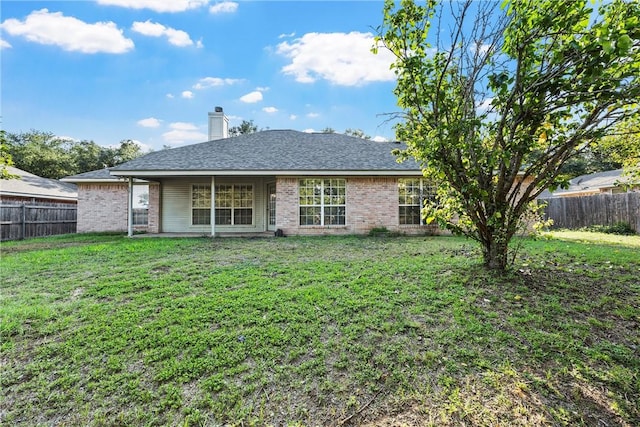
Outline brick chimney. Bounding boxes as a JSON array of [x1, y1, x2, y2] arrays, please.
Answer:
[[208, 106, 229, 140]]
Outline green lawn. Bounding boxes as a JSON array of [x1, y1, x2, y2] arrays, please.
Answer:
[[1, 233, 639, 426]]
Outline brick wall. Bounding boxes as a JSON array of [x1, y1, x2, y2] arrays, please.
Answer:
[[77, 183, 128, 232], [275, 176, 436, 236], [77, 183, 159, 233], [148, 184, 160, 233]]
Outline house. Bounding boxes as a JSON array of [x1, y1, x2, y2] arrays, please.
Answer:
[[0, 166, 77, 204], [60, 168, 154, 233], [63, 107, 438, 237], [543, 169, 636, 198]]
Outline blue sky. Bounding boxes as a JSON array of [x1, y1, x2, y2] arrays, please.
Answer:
[[1, 1, 401, 151]]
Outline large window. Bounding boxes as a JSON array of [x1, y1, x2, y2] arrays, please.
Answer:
[[215, 184, 253, 225], [191, 184, 211, 225], [299, 179, 346, 226], [191, 184, 253, 226], [398, 179, 435, 225]]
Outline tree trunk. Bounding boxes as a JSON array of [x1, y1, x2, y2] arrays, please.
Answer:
[[482, 238, 509, 270]]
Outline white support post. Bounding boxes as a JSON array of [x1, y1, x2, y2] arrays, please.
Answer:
[[210, 176, 216, 237], [127, 177, 134, 237]]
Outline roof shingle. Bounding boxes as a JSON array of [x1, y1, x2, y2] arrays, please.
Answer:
[[110, 130, 421, 174]]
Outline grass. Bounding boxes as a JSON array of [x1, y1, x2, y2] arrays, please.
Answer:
[[1, 232, 639, 426], [542, 229, 640, 247]]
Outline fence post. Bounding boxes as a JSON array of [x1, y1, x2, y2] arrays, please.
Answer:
[[21, 203, 26, 240]]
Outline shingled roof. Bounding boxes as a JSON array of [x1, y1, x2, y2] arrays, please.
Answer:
[[1, 166, 77, 201], [110, 130, 422, 177]]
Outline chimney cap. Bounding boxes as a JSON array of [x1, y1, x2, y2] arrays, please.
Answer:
[[214, 106, 223, 113]]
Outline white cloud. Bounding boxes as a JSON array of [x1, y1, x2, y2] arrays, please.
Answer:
[[131, 20, 193, 47], [276, 32, 395, 86], [306, 112, 319, 118], [171, 122, 198, 131], [137, 117, 161, 128], [302, 128, 315, 133], [57, 135, 80, 143], [209, 2, 239, 14], [97, 0, 209, 13], [262, 107, 278, 114], [289, 114, 297, 120], [196, 39, 204, 48], [106, 138, 151, 152], [472, 42, 491, 56], [372, 136, 388, 142], [162, 122, 207, 145], [166, 93, 175, 99], [192, 77, 243, 90], [239, 91, 263, 103], [181, 90, 194, 99], [0, 38, 11, 49], [0, 9, 133, 54], [255, 86, 270, 92], [477, 97, 494, 112], [130, 139, 152, 153], [278, 32, 295, 39]]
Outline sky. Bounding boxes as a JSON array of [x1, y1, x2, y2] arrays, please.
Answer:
[[1, 0, 403, 151]]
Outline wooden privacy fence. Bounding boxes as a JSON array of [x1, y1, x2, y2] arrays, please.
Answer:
[[1, 203, 77, 241], [539, 192, 640, 233]]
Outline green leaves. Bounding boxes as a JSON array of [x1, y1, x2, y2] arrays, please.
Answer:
[[7, 131, 146, 179], [375, 0, 640, 270]]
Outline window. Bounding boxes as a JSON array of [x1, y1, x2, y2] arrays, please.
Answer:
[[192, 184, 211, 225], [215, 184, 253, 225], [299, 179, 346, 226], [398, 179, 435, 225], [132, 185, 149, 226], [191, 184, 254, 226]]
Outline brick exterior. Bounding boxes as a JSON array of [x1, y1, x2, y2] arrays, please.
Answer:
[[78, 177, 438, 236], [275, 176, 437, 236], [147, 184, 160, 233], [77, 183, 159, 233], [77, 183, 128, 232]]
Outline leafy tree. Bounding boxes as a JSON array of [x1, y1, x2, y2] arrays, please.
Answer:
[[7, 131, 146, 178], [70, 140, 109, 172], [229, 120, 258, 137], [113, 139, 144, 165], [0, 130, 19, 180], [344, 128, 372, 140], [558, 146, 622, 179], [376, 0, 640, 270], [320, 127, 336, 134], [593, 118, 640, 187], [7, 130, 75, 179]]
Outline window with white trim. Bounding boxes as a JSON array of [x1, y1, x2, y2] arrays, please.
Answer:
[[398, 178, 435, 225], [191, 184, 211, 225], [299, 179, 346, 226], [191, 184, 254, 226], [215, 184, 253, 225]]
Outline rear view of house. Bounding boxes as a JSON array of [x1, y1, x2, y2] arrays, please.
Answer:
[[64, 108, 437, 237]]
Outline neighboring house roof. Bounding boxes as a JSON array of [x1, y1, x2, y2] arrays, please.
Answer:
[[0, 166, 77, 201], [109, 130, 422, 177], [545, 169, 627, 197]]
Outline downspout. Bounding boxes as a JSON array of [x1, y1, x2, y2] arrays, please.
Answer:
[[127, 177, 134, 237], [211, 176, 216, 237]]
